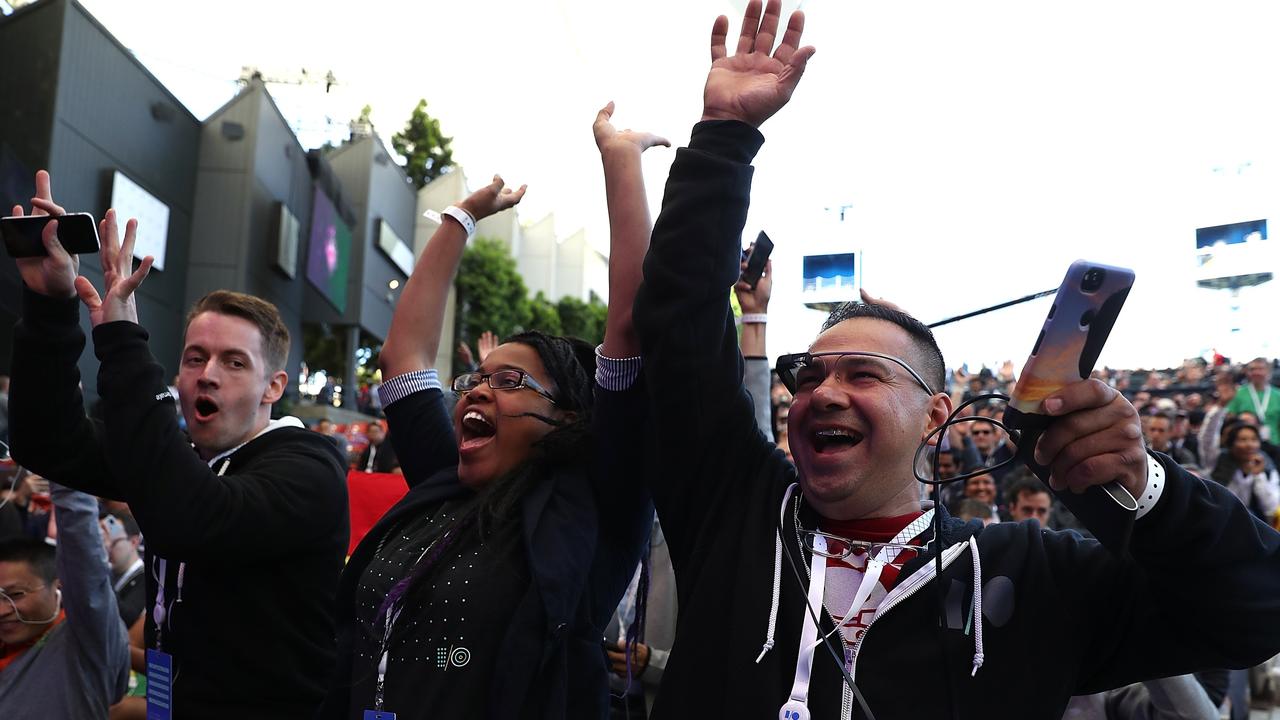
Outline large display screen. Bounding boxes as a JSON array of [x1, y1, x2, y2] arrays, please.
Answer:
[[801, 252, 860, 309], [1195, 219, 1272, 288], [307, 187, 351, 313], [111, 170, 170, 271], [377, 219, 414, 276]]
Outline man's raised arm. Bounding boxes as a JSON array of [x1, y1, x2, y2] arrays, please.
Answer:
[[633, 0, 814, 513]]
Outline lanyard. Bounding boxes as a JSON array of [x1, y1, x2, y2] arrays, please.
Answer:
[[366, 444, 377, 473], [1249, 385, 1271, 418], [374, 605, 402, 712], [151, 557, 186, 651], [780, 511, 933, 720]]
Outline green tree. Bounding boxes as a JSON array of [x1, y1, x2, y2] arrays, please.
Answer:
[[392, 99, 455, 189], [455, 237, 531, 344], [527, 291, 563, 335], [555, 294, 607, 346]]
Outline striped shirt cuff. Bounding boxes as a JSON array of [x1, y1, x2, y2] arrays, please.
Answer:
[[595, 346, 642, 392], [378, 369, 443, 407]]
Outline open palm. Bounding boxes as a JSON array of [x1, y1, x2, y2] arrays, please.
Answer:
[[701, 0, 816, 128]]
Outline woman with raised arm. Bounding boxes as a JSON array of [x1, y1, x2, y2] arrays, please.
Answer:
[[320, 105, 666, 720]]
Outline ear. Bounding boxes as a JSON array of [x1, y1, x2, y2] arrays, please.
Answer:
[[262, 369, 288, 406], [923, 392, 953, 446]]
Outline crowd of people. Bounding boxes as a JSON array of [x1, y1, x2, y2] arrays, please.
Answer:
[[3, 2, 1280, 719]]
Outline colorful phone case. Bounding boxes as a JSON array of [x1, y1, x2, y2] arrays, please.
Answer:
[[1006, 260, 1135, 416]]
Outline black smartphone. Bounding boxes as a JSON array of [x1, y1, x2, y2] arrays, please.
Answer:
[[0, 212, 101, 258], [740, 230, 774, 289]]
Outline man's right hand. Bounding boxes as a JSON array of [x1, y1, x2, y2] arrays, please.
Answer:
[[701, 0, 816, 128], [11, 170, 79, 299]]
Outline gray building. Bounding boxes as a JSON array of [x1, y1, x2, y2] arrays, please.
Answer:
[[186, 79, 319, 392], [0, 0, 200, 393], [323, 133, 414, 396]]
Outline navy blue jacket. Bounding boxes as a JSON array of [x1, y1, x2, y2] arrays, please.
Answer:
[[319, 379, 651, 719]]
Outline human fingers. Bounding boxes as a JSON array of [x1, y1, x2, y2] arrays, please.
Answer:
[[118, 218, 140, 273], [117, 256, 154, 298], [41, 218, 71, 260], [710, 15, 729, 62], [1040, 378, 1122, 418], [33, 170, 53, 215], [1034, 387, 1139, 466], [30, 197, 66, 216], [773, 9, 806, 64], [10, 204, 21, 217], [1053, 441, 1147, 495], [753, 0, 782, 54], [735, 0, 762, 56], [74, 275, 103, 313]]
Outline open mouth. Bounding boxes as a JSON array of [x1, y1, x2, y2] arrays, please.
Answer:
[[194, 396, 219, 422], [811, 428, 864, 455], [459, 410, 496, 452]]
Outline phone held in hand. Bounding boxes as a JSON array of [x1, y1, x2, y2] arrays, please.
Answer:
[[1004, 260, 1137, 510], [0, 212, 101, 257], [740, 230, 774, 289]]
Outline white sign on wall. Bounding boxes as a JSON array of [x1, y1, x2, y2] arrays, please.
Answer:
[[110, 170, 170, 271]]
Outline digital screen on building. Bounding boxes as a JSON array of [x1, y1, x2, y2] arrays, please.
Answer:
[[801, 252, 861, 310], [306, 187, 351, 313], [275, 203, 300, 279], [1195, 219, 1271, 286], [377, 219, 414, 276], [110, 170, 170, 271]]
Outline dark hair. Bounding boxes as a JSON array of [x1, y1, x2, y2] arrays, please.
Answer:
[[0, 538, 57, 583], [1212, 423, 1263, 486], [1005, 472, 1050, 508], [378, 331, 597, 623], [821, 301, 945, 393], [1188, 409, 1207, 425], [187, 290, 291, 374]]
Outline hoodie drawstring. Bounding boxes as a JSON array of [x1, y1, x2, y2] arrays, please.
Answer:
[[758, 483, 800, 663], [968, 536, 984, 676]]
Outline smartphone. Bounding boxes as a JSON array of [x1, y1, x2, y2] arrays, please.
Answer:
[[1003, 260, 1138, 512], [0, 213, 101, 258], [740, 231, 774, 289]]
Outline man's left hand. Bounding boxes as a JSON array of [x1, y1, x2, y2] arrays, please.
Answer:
[[606, 641, 650, 678], [74, 209, 153, 327], [1033, 379, 1147, 499]]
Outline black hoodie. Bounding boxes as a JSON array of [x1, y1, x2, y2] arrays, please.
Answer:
[[632, 120, 1280, 719], [10, 289, 348, 719]]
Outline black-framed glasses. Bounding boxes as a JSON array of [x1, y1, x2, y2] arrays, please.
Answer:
[[775, 351, 933, 396], [452, 369, 558, 404]]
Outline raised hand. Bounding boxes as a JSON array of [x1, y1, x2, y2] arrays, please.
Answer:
[[734, 255, 771, 314], [74, 209, 154, 327], [11, 170, 79, 298], [477, 330, 498, 363], [457, 341, 475, 368], [457, 175, 526, 224], [702, 0, 816, 128], [593, 101, 670, 156]]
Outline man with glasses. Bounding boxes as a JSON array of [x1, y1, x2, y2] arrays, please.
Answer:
[[0, 483, 129, 714], [630, 2, 1280, 718]]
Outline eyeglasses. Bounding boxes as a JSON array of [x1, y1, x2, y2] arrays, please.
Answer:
[[775, 351, 933, 396], [802, 530, 922, 563], [452, 369, 558, 404]]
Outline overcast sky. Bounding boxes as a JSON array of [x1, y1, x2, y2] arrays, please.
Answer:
[[79, 0, 1280, 371]]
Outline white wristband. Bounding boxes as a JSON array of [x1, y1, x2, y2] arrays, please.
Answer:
[[740, 313, 768, 324], [442, 205, 476, 238]]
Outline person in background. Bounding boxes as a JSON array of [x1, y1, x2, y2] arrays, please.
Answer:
[[1210, 423, 1280, 522], [954, 498, 995, 527], [1005, 474, 1052, 526], [99, 510, 145, 627], [0, 482, 129, 715], [1199, 372, 1240, 469], [1226, 358, 1279, 443], [356, 420, 401, 474]]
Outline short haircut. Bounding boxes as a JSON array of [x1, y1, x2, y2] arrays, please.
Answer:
[[1005, 472, 1051, 508], [821, 301, 945, 394], [186, 290, 290, 374], [1144, 411, 1173, 425], [0, 538, 57, 584]]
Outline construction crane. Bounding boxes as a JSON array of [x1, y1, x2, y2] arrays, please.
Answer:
[[237, 66, 338, 93]]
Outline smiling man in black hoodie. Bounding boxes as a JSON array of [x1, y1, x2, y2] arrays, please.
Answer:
[[7, 172, 347, 719], [632, 2, 1280, 718]]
